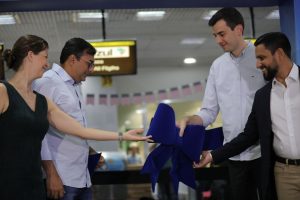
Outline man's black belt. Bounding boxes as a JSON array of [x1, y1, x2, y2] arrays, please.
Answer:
[[276, 156, 300, 165]]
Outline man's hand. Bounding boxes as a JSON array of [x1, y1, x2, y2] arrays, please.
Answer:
[[42, 160, 64, 199], [46, 171, 64, 199], [193, 151, 213, 168], [89, 148, 105, 169], [96, 154, 105, 169], [177, 115, 203, 136]]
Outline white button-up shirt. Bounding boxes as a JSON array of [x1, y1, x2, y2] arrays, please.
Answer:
[[198, 42, 265, 161], [33, 63, 91, 188], [271, 64, 300, 159]]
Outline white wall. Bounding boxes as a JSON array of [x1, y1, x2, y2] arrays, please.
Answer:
[[82, 77, 120, 151], [113, 65, 210, 94]]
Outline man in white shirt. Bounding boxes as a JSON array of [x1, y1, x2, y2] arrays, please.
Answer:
[[179, 8, 265, 200], [33, 38, 101, 200], [197, 32, 300, 200]]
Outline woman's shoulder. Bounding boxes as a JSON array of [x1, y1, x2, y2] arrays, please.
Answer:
[[0, 82, 8, 95], [0, 82, 9, 114]]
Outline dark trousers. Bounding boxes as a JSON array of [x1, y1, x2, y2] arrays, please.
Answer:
[[227, 158, 261, 200], [61, 186, 92, 200]]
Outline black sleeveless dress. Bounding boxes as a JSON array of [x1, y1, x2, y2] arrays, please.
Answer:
[[0, 81, 49, 200]]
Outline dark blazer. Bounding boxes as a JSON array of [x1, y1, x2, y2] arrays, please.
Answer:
[[211, 67, 300, 200]]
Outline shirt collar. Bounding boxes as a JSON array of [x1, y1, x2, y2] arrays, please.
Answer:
[[272, 63, 299, 86], [52, 63, 81, 85], [229, 41, 251, 59], [289, 63, 299, 81]]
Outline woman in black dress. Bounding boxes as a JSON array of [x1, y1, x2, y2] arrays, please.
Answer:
[[0, 35, 151, 200]]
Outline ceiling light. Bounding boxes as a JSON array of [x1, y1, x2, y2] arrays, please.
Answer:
[[75, 12, 107, 22], [79, 12, 103, 19], [181, 38, 206, 45], [0, 15, 16, 25], [266, 9, 279, 19], [184, 57, 197, 64], [136, 11, 165, 21], [202, 10, 218, 20]]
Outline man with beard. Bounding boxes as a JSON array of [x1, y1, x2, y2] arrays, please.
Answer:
[[196, 32, 300, 200], [179, 7, 265, 200], [33, 38, 105, 200]]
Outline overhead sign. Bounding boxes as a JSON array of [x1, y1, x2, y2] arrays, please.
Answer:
[[89, 40, 137, 76], [245, 38, 256, 44]]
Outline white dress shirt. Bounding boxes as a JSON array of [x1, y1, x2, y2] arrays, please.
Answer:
[[271, 64, 300, 159], [33, 63, 91, 188], [198, 42, 265, 161]]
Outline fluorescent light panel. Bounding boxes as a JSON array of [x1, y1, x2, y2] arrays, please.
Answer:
[[0, 15, 16, 25], [181, 38, 206, 45], [202, 10, 218, 20], [266, 9, 279, 19], [136, 11, 165, 21], [76, 12, 107, 22], [79, 12, 103, 19], [184, 57, 197, 64]]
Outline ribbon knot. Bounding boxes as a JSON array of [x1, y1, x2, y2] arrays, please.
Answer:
[[141, 103, 223, 192]]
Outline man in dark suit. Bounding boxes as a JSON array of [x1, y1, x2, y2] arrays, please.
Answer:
[[197, 32, 300, 200]]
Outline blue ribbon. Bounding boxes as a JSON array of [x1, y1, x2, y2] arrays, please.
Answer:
[[141, 103, 223, 192], [88, 153, 101, 176]]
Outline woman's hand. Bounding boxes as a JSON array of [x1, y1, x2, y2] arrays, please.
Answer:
[[123, 129, 153, 142]]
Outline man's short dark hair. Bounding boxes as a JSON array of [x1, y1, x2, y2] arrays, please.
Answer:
[[60, 38, 96, 64], [254, 32, 291, 59], [208, 7, 244, 31]]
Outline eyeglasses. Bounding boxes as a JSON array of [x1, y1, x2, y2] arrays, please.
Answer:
[[80, 58, 95, 70]]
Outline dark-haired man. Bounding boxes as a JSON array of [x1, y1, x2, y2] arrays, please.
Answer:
[[33, 38, 103, 200], [197, 32, 300, 200], [179, 8, 265, 200]]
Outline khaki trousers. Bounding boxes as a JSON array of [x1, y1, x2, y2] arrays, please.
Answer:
[[274, 161, 300, 200]]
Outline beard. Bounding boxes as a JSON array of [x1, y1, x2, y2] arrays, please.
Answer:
[[262, 65, 278, 81]]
